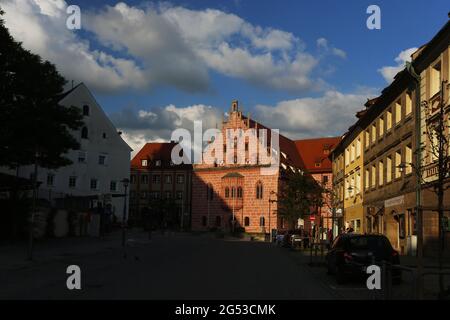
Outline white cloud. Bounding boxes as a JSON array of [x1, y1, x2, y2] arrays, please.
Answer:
[[2, 0, 338, 93], [111, 103, 223, 157], [1, 0, 148, 93], [378, 47, 418, 83], [316, 37, 346, 59], [252, 89, 377, 139]]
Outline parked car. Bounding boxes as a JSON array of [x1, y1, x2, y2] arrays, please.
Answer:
[[290, 230, 303, 248], [326, 233, 401, 284]]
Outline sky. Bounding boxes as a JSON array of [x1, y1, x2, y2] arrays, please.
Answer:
[[1, 0, 449, 155]]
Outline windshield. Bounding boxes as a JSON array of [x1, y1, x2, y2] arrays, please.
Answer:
[[348, 236, 391, 251]]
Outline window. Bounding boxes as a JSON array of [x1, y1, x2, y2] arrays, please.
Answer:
[[90, 178, 98, 190], [244, 217, 250, 227], [216, 216, 221, 227], [237, 187, 243, 198], [225, 187, 230, 198], [430, 60, 441, 97], [256, 181, 263, 199], [371, 165, 376, 188], [81, 127, 88, 139], [140, 191, 147, 199], [365, 130, 370, 148], [379, 117, 384, 137], [405, 145, 412, 175], [356, 171, 361, 193], [395, 151, 402, 179], [386, 156, 392, 183], [386, 109, 392, 130], [177, 175, 184, 184], [398, 214, 406, 239], [365, 169, 369, 190], [231, 187, 236, 198], [395, 99, 402, 124], [206, 184, 214, 200], [405, 92, 412, 116], [356, 138, 361, 158], [152, 175, 160, 184], [350, 144, 355, 162], [78, 151, 87, 163], [371, 123, 376, 143], [83, 105, 89, 116], [378, 160, 384, 186], [98, 154, 107, 165], [141, 175, 148, 184], [165, 175, 172, 184], [202, 216, 207, 227], [322, 175, 329, 185], [69, 176, 77, 188], [152, 192, 161, 200], [110, 180, 117, 191], [345, 179, 349, 199], [130, 175, 136, 184], [102, 132, 107, 139], [176, 191, 183, 199], [165, 191, 172, 199], [345, 148, 349, 166], [141, 159, 148, 167], [155, 160, 161, 167], [47, 174, 54, 186], [260, 216, 265, 227]]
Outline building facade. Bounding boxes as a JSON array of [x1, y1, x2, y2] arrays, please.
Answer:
[[191, 100, 306, 234], [4, 83, 132, 220], [295, 137, 341, 239], [129, 142, 192, 229]]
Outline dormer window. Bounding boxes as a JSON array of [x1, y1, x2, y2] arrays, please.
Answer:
[[83, 105, 89, 116], [155, 160, 161, 167], [141, 159, 148, 167], [315, 162, 321, 168]]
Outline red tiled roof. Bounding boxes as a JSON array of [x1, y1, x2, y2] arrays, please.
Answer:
[[131, 142, 192, 170], [243, 116, 306, 170], [294, 137, 341, 173]]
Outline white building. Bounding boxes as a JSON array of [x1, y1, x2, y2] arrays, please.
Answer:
[[9, 83, 132, 220]]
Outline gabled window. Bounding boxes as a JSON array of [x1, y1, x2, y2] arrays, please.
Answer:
[[256, 181, 263, 199], [83, 105, 89, 116], [81, 127, 88, 139]]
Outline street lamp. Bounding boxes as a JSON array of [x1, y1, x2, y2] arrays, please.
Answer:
[[121, 178, 130, 250], [268, 191, 276, 242]]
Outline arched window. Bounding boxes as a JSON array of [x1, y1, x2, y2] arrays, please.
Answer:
[[81, 126, 88, 139], [260, 216, 265, 227], [225, 187, 230, 198], [244, 217, 250, 227], [256, 181, 263, 199], [216, 216, 221, 227], [231, 187, 236, 198], [83, 105, 89, 116], [202, 216, 207, 227], [237, 187, 243, 198]]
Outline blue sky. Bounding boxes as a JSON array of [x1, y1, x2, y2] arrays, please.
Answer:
[[2, 0, 449, 153]]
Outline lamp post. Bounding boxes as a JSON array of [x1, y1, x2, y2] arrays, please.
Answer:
[[121, 178, 130, 249], [268, 191, 276, 242], [28, 150, 40, 261]]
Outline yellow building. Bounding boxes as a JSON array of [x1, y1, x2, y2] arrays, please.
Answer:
[[331, 117, 365, 234]]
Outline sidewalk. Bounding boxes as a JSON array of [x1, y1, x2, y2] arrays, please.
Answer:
[[0, 229, 153, 272]]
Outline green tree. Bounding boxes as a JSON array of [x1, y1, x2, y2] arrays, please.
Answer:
[[0, 7, 83, 170], [278, 171, 324, 229]]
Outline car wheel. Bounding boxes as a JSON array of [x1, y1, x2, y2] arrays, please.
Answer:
[[336, 266, 347, 284]]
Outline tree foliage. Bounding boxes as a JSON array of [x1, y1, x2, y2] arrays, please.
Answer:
[[0, 7, 83, 169], [277, 170, 325, 228]]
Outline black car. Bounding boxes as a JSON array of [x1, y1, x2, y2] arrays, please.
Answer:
[[326, 233, 401, 284]]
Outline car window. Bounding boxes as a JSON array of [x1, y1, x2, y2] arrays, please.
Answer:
[[348, 236, 391, 251]]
